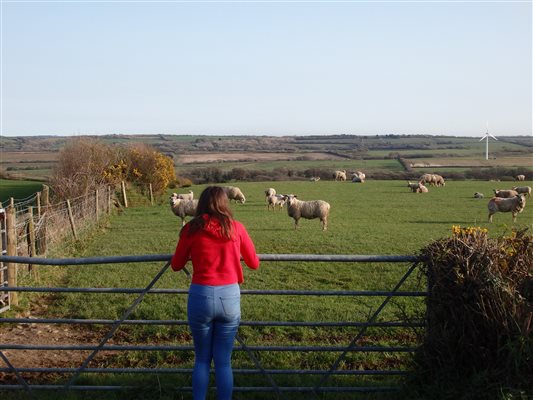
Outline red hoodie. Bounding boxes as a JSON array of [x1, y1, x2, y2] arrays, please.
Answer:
[[171, 215, 260, 285]]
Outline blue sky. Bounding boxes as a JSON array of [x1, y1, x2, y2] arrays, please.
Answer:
[[1, 1, 531, 137]]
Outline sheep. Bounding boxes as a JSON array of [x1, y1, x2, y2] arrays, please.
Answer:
[[493, 189, 519, 198], [433, 174, 445, 187], [416, 183, 429, 193], [516, 174, 526, 181], [174, 190, 194, 201], [419, 173, 434, 186], [407, 181, 421, 192], [222, 186, 246, 204], [267, 194, 286, 211], [333, 170, 347, 181], [264, 188, 276, 200], [283, 194, 330, 230], [488, 195, 526, 223], [351, 171, 366, 183], [512, 186, 532, 197], [170, 195, 198, 226], [474, 192, 484, 199], [309, 176, 321, 182]]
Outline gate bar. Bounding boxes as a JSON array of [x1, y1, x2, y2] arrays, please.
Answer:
[[0, 254, 419, 265]]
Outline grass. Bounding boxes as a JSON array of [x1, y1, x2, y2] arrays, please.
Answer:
[[5, 179, 533, 399], [0, 178, 45, 204]]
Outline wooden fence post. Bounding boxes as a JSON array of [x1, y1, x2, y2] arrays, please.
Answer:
[[107, 186, 112, 215], [36, 192, 41, 219], [27, 207, 38, 280], [6, 205, 18, 306], [149, 184, 154, 206], [66, 200, 78, 240], [42, 185, 49, 208], [36, 184, 49, 255], [121, 181, 128, 208], [95, 189, 99, 222]]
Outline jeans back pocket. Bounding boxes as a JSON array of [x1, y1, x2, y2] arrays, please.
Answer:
[[220, 296, 241, 319]]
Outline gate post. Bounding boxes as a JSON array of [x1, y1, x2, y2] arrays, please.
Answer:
[[6, 205, 18, 306], [0, 204, 10, 312]]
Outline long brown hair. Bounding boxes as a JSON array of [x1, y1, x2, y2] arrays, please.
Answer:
[[185, 186, 234, 239]]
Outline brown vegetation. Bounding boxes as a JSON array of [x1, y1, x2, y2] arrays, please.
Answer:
[[415, 227, 532, 396]]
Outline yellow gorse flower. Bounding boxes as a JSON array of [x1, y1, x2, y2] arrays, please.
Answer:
[[451, 225, 488, 238]]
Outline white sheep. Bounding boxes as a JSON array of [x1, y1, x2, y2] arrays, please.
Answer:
[[351, 171, 366, 183], [267, 194, 286, 211], [223, 186, 246, 204], [264, 188, 276, 201], [433, 174, 445, 187], [417, 183, 429, 193], [515, 174, 526, 181], [493, 189, 519, 198], [474, 192, 484, 199], [283, 194, 330, 230], [333, 170, 347, 181], [175, 190, 194, 201], [419, 173, 434, 186], [170, 195, 198, 226], [512, 186, 531, 197], [488, 195, 526, 223], [309, 176, 321, 182]]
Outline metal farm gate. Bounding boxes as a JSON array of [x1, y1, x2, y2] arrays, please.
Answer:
[[0, 254, 425, 398]]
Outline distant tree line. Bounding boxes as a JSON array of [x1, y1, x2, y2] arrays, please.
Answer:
[[181, 165, 529, 184]]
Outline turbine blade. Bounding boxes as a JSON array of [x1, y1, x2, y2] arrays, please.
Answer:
[[489, 134, 498, 140], [479, 136, 486, 141]]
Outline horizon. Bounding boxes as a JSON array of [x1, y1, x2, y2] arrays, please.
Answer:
[[1, 2, 532, 137], [2, 131, 532, 140]]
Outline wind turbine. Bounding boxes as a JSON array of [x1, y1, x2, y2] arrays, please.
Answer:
[[479, 121, 497, 160]]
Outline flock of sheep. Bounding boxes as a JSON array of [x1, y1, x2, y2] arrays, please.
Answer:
[[169, 186, 330, 230], [169, 173, 530, 230]]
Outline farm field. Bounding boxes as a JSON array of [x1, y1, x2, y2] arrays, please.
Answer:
[[4, 179, 530, 399], [1, 134, 531, 182], [0, 179, 44, 205]]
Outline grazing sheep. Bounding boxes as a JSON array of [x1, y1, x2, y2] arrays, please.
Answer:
[[516, 174, 526, 181], [433, 174, 445, 187], [512, 186, 532, 197], [175, 190, 194, 201], [267, 194, 286, 211], [488, 195, 526, 223], [309, 176, 321, 182], [493, 189, 519, 198], [283, 194, 330, 230], [474, 192, 484, 199], [419, 173, 434, 186], [170, 195, 198, 226], [351, 171, 366, 183], [333, 170, 347, 181], [223, 186, 246, 204]]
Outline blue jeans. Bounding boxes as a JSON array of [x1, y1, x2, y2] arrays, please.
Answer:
[[187, 283, 241, 400]]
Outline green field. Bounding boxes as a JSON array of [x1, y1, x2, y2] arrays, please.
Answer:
[[0, 179, 44, 205], [12, 179, 528, 399]]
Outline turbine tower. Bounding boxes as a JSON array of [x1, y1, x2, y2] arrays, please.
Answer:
[[479, 121, 497, 160]]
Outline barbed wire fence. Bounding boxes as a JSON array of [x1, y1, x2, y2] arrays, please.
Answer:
[[0, 182, 142, 310]]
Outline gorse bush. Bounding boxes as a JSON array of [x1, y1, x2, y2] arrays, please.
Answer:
[[51, 138, 176, 199], [414, 227, 532, 398]]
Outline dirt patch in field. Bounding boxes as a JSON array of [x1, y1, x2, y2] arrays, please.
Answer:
[[177, 152, 345, 164]]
